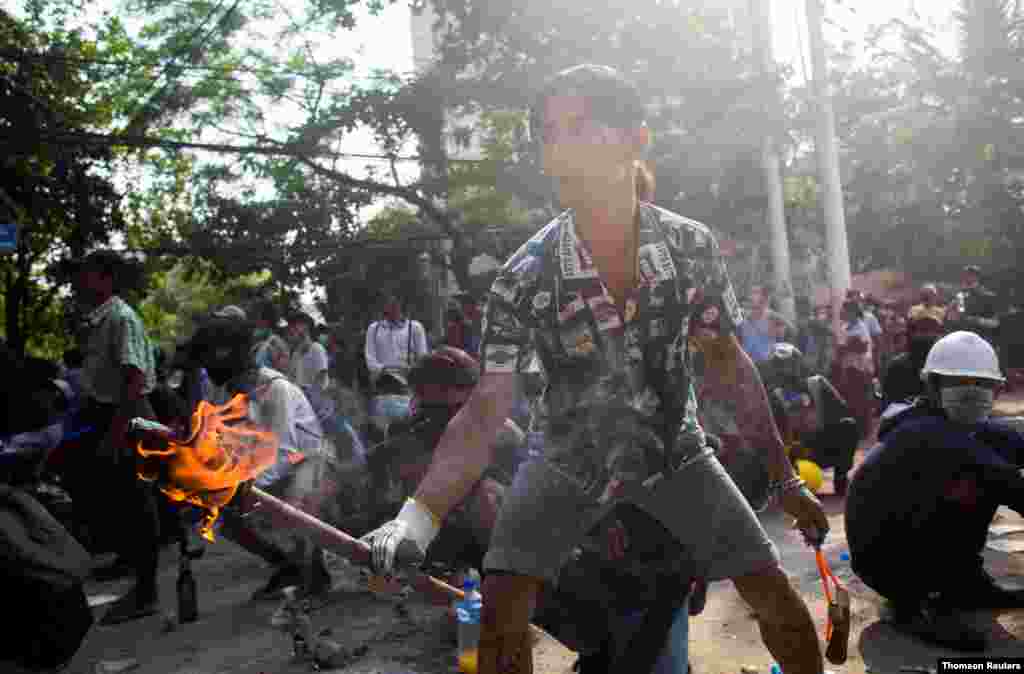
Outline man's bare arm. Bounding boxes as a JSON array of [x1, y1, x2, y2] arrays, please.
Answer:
[[413, 372, 519, 520], [703, 335, 794, 483]]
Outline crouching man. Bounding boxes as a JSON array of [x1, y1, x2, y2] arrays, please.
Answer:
[[383, 346, 524, 572], [188, 318, 331, 600], [845, 331, 1024, 651], [362, 65, 827, 674]]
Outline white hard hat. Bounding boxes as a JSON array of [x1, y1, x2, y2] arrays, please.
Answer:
[[920, 331, 1004, 382]]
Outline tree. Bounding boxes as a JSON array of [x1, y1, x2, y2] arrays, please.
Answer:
[[325, 109, 538, 321], [788, 0, 1024, 285], [423, 0, 776, 234], [0, 9, 125, 356], [137, 260, 272, 352]]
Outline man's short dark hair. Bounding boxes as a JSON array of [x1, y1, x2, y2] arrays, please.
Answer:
[[63, 348, 84, 369], [530, 64, 646, 142], [287, 311, 315, 328], [76, 249, 146, 294], [963, 265, 982, 276], [79, 249, 124, 276], [251, 300, 279, 326], [78, 250, 128, 292]]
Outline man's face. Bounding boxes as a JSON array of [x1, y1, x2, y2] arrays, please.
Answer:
[[287, 321, 308, 343], [271, 349, 290, 372], [963, 272, 980, 289], [749, 287, 767, 311], [540, 95, 642, 186], [383, 301, 401, 321], [921, 287, 938, 304], [815, 308, 829, 323], [74, 268, 113, 308]]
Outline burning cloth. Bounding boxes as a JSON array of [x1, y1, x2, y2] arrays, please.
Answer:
[[138, 367, 327, 540]]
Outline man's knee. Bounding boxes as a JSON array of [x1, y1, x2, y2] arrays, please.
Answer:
[[733, 563, 809, 621]]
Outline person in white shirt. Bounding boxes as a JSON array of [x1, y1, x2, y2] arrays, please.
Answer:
[[287, 312, 330, 390], [189, 317, 330, 600], [364, 294, 429, 388]]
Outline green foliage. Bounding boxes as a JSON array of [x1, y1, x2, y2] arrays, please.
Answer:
[[0, 9, 126, 355], [137, 260, 272, 351], [796, 0, 1024, 281]]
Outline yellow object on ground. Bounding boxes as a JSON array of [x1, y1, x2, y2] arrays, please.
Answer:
[[796, 459, 824, 494], [458, 648, 478, 674]]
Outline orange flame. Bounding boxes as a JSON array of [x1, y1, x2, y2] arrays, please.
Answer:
[[137, 394, 278, 541]]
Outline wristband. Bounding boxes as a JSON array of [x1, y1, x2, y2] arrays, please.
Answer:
[[780, 475, 806, 494], [768, 475, 806, 503], [396, 497, 441, 550]]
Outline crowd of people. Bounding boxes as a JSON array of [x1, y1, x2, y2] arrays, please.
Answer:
[[2, 63, 1024, 674]]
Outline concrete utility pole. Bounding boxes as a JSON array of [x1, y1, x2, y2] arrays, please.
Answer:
[[805, 0, 852, 296], [750, 0, 795, 323]]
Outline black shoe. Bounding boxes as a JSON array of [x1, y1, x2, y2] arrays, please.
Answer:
[[946, 568, 1024, 609], [252, 564, 304, 601], [892, 602, 987, 652], [91, 556, 134, 581], [99, 586, 159, 626]]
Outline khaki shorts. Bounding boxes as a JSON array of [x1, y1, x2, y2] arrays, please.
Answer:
[[483, 452, 778, 584]]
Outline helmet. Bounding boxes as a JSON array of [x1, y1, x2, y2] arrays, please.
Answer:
[[408, 346, 480, 389], [920, 331, 1004, 382]]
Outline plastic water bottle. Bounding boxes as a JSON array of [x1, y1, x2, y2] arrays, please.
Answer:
[[770, 664, 783, 674], [455, 576, 483, 674]]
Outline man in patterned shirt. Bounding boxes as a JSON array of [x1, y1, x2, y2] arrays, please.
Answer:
[[363, 65, 828, 674], [69, 250, 164, 625]]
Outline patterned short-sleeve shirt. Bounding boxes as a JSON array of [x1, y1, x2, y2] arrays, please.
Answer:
[[480, 203, 743, 495], [80, 295, 157, 404]]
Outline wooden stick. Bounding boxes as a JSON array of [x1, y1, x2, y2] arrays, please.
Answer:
[[250, 486, 465, 602]]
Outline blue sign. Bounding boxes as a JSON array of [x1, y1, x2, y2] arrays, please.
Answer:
[[0, 223, 17, 253]]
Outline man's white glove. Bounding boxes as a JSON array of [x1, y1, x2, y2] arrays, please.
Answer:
[[362, 497, 440, 575]]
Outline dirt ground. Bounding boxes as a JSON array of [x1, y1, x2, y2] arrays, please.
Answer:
[[63, 399, 1024, 674]]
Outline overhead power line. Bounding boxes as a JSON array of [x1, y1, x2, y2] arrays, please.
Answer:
[[128, 0, 235, 116], [0, 47, 417, 85], [1, 129, 500, 165]]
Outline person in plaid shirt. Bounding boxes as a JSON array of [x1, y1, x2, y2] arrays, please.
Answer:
[[363, 65, 828, 674]]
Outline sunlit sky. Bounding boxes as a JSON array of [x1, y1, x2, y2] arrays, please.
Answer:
[[348, 0, 960, 90], [339, 0, 960, 155]]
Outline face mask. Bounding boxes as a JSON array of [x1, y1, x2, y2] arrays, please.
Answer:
[[940, 385, 995, 425]]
